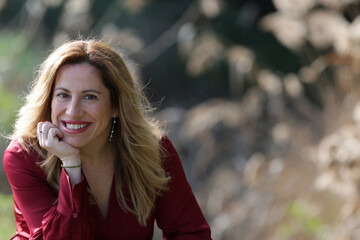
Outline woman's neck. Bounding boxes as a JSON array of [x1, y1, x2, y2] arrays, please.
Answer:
[[80, 141, 117, 165]]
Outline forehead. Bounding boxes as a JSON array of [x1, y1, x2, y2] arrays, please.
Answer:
[[54, 63, 107, 90]]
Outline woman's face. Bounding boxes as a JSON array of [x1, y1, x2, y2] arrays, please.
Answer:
[[51, 62, 115, 150]]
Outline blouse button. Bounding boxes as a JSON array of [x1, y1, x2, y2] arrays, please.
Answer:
[[72, 213, 78, 218]]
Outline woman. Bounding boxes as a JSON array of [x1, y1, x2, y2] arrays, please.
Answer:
[[3, 40, 212, 239]]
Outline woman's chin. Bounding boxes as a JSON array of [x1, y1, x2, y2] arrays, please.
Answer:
[[61, 136, 86, 149]]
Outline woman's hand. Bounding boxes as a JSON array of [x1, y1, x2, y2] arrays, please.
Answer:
[[38, 121, 82, 186], [37, 121, 80, 163]]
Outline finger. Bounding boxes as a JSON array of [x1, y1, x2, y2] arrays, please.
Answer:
[[44, 121, 57, 128], [55, 127, 63, 139], [37, 122, 47, 147], [41, 122, 55, 139], [38, 122, 56, 147], [45, 121, 63, 140], [37, 122, 44, 137], [40, 125, 50, 147], [47, 128, 62, 145], [47, 127, 62, 145]]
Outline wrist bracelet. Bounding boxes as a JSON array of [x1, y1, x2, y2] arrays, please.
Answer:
[[60, 163, 82, 168]]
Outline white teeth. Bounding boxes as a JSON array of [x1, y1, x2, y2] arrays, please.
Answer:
[[65, 123, 88, 130]]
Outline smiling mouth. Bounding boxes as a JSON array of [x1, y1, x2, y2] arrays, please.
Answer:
[[62, 121, 92, 133], [64, 123, 89, 130]]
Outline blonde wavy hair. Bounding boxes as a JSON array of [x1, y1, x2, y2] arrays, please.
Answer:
[[12, 40, 170, 225]]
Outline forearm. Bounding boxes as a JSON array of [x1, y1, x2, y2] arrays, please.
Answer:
[[4, 149, 93, 240]]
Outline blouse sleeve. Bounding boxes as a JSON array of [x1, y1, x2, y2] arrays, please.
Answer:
[[155, 137, 212, 240], [3, 147, 95, 240]]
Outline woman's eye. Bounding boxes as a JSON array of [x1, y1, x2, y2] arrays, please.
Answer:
[[84, 94, 97, 100], [57, 92, 69, 98]]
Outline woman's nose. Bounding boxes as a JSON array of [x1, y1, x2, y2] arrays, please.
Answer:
[[66, 98, 83, 116]]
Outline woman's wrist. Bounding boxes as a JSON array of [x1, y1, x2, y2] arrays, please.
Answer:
[[61, 162, 82, 168], [60, 154, 82, 186], [60, 154, 81, 167]]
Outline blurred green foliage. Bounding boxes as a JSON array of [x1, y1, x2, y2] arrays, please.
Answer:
[[0, 31, 42, 91], [0, 193, 15, 240], [276, 201, 323, 239], [0, 31, 37, 239], [0, 84, 20, 133], [0, 31, 43, 134]]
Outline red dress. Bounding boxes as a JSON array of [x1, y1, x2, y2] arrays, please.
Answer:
[[3, 137, 212, 240]]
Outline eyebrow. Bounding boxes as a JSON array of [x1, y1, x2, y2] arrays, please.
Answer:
[[54, 87, 102, 94]]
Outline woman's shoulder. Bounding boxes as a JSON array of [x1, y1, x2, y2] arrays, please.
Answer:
[[4, 138, 43, 167], [159, 135, 176, 156], [5, 138, 25, 153], [4, 138, 48, 189], [6, 138, 32, 155], [159, 134, 171, 147], [159, 135, 184, 170]]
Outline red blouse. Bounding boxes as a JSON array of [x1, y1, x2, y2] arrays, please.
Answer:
[[3, 137, 212, 240]]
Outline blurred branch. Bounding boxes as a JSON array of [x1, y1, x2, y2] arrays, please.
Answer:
[[22, 0, 47, 43], [2, 1, 27, 30], [92, 0, 124, 34], [2, 0, 46, 49], [134, 1, 200, 64]]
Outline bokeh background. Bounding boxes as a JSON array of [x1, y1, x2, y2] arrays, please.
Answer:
[[1, 0, 360, 239]]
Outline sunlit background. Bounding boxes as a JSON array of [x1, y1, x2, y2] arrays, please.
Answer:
[[1, 0, 360, 239]]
